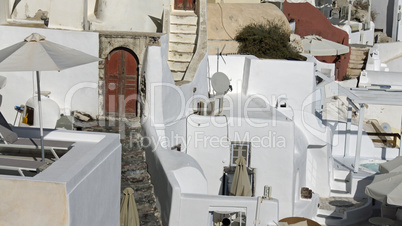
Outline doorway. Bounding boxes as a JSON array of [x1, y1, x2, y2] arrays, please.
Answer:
[[174, 0, 195, 10], [104, 48, 138, 116]]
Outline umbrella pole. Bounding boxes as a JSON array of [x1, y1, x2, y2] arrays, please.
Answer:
[[36, 71, 45, 162]]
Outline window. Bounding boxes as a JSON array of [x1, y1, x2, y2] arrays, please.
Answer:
[[230, 142, 250, 167]]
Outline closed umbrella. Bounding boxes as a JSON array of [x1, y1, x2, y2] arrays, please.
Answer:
[[230, 156, 252, 196], [0, 33, 100, 162], [365, 172, 402, 205], [120, 187, 140, 226], [379, 156, 402, 173], [302, 35, 350, 56]]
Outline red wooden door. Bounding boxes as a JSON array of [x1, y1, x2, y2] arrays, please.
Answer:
[[174, 0, 195, 10], [105, 49, 138, 116]]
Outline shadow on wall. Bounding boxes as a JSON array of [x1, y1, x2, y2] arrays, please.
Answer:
[[283, 0, 351, 81]]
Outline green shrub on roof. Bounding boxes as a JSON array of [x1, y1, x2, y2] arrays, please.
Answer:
[[235, 20, 305, 61]]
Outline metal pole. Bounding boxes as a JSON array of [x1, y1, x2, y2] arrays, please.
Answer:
[[36, 71, 45, 162], [399, 115, 402, 156], [83, 0, 89, 30], [354, 104, 365, 173], [367, 0, 371, 29], [344, 102, 353, 157], [348, 0, 352, 25]]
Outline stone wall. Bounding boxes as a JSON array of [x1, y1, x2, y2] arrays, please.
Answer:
[[98, 32, 162, 117]]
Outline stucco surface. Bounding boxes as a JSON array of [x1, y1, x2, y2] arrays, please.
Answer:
[[207, 3, 289, 40], [0, 179, 68, 226], [207, 3, 290, 54]]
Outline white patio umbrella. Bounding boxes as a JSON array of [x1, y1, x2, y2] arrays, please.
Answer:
[[302, 35, 350, 56], [0, 33, 100, 162], [379, 156, 402, 173], [365, 172, 402, 206]]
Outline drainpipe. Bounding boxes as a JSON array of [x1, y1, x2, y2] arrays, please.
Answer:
[[83, 0, 89, 30], [367, 0, 371, 29], [399, 116, 402, 156], [254, 196, 262, 226], [0, 0, 9, 24]]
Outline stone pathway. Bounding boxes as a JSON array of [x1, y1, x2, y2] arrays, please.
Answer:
[[81, 119, 162, 226]]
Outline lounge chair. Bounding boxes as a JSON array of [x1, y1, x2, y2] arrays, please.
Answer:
[[0, 157, 47, 176], [0, 113, 74, 160]]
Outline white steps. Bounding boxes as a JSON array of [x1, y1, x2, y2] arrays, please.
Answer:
[[330, 169, 352, 197], [168, 11, 198, 81], [170, 13, 197, 25], [169, 42, 195, 52], [170, 24, 197, 34], [169, 33, 197, 44]]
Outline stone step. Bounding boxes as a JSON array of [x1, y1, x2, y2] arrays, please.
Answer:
[[350, 46, 370, 52], [168, 61, 190, 71], [349, 54, 367, 61], [333, 169, 350, 180], [348, 59, 365, 65], [172, 71, 185, 81], [169, 42, 195, 52], [331, 179, 349, 192], [168, 51, 193, 62], [170, 24, 197, 34], [138, 212, 161, 226], [121, 150, 145, 163], [169, 33, 197, 44], [346, 68, 362, 76], [330, 189, 353, 197], [170, 14, 197, 25], [348, 63, 364, 69], [350, 51, 367, 58]]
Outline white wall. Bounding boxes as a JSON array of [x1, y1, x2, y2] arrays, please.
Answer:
[[91, 0, 165, 32], [398, 0, 402, 41], [208, 55, 258, 94], [0, 128, 121, 226], [372, 0, 398, 40], [0, 26, 99, 126], [366, 42, 402, 72], [243, 58, 316, 113], [7, 0, 166, 32], [340, 22, 374, 45]]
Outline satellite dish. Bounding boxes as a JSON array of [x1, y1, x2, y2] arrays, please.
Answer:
[[211, 72, 230, 95]]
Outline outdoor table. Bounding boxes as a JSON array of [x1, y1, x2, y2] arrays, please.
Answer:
[[368, 217, 395, 226]]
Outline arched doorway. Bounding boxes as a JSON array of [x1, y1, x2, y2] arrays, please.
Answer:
[[104, 48, 138, 116]]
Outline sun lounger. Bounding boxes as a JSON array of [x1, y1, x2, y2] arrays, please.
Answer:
[[0, 113, 74, 160], [0, 157, 47, 176]]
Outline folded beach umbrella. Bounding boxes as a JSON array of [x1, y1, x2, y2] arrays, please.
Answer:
[[0, 33, 100, 162], [230, 156, 252, 196], [120, 187, 140, 226]]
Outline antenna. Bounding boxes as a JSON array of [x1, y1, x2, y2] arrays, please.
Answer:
[[216, 45, 227, 72]]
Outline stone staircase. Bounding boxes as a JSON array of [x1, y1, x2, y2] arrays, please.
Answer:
[[346, 45, 370, 79], [168, 11, 198, 81]]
